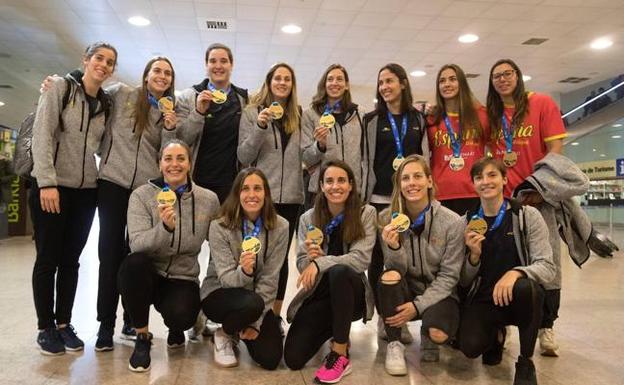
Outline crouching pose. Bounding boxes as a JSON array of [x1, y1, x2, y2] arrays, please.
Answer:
[[458, 157, 555, 385], [378, 154, 464, 376], [284, 160, 376, 384], [119, 140, 219, 372], [200, 168, 289, 369]]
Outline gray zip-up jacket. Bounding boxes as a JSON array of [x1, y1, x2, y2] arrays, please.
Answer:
[[200, 215, 289, 330], [32, 70, 110, 189], [459, 201, 556, 299], [515, 152, 591, 289], [287, 205, 377, 323], [360, 110, 430, 202], [237, 105, 304, 204], [379, 200, 464, 315], [301, 105, 365, 193], [127, 178, 220, 282], [99, 83, 177, 190]]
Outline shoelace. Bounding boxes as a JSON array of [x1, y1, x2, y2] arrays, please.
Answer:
[[388, 342, 403, 360], [217, 336, 236, 356]]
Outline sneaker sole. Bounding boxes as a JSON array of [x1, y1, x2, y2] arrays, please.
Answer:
[[541, 348, 559, 357], [385, 366, 407, 376], [120, 334, 137, 341], [95, 345, 114, 352], [65, 346, 84, 352], [314, 364, 352, 384], [39, 348, 65, 356], [128, 363, 150, 372], [167, 343, 185, 349]]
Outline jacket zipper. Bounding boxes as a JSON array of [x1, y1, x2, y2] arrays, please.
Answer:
[[129, 133, 142, 189], [338, 124, 345, 161], [53, 142, 60, 166], [79, 104, 91, 188], [103, 135, 113, 164], [164, 197, 183, 275], [272, 126, 278, 149]]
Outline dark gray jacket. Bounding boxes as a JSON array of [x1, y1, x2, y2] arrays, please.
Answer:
[[380, 201, 464, 314], [200, 215, 289, 330], [127, 179, 220, 282]]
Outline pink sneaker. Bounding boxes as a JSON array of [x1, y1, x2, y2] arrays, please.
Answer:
[[314, 351, 352, 384]]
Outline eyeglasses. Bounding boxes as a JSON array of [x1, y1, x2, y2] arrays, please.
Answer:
[[492, 69, 516, 81]]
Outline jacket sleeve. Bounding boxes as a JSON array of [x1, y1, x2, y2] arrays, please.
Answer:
[[209, 224, 255, 289], [314, 205, 377, 274], [458, 216, 480, 288], [379, 234, 408, 276], [127, 190, 173, 254], [237, 106, 265, 166], [250, 223, 289, 330], [514, 206, 556, 286], [174, 89, 204, 148], [295, 213, 312, 273], [31, 77, 66, 187], [301, 109, 324, 167], [413, 217, 464, 314]]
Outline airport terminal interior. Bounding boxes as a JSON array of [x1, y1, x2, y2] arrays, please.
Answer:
[[1, 0, 623, 384]]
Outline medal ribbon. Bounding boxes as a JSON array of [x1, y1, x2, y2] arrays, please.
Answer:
[[324, 213, 344, 236], [409, 204, 430, 231], [147, 92, 159, 109], [387, 111, 408, 158], [474, 199, 507, 232], [501, 114, 514, 154], [443, 114, 462, 158], [208, 82, 229, 96], [242, 217, 263, 239], [323, 101, 341, 115], [164, 183, 188, 196]]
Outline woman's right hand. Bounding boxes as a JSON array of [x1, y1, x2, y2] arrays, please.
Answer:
[[381, 223, 400, 249], [464, 227, 485, 264], [40, 187, 60, 213], [257, 108, 272, 128], [313, 126, 329, 150], [195, 90, 213, 114], [239, 251, 256, 275], [158, 203, 176, 231], [39, 75, 56, 93], [304, 239, 325, 260]]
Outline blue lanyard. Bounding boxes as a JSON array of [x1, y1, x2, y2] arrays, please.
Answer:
[[208, 82, 230, 95], [443, 114, 462, 158], [147, 92, 159, 109], [501, 114, 514, 153], [386, 111, 408, 157], [242, 217, 263, 239], [164, 183, 187, 196], [324, 101, 341, 114], [324, 213, 344, 236], [474, 200, 507, 232], [410, 204, 430, 230]]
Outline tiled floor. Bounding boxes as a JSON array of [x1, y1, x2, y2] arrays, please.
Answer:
[[0, 219, 622, 385]]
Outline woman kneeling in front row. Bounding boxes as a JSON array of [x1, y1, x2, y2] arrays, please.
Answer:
[[459, 157, 555, 385]]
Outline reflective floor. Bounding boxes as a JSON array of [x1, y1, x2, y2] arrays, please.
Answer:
[[0, 219, 622, 385]]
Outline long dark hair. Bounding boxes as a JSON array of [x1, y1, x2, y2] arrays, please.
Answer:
[[375, 63, 414, 115], [486, 58, 529, 137], [431, 64, 482, 137], [134, 56, 176, 137], [219, 167, 278, 231], [313, 160, 365, 244], [310, 64, 353, 115]]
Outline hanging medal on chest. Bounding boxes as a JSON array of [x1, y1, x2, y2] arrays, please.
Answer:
[[158, 96, 174, 114], [443, 114, 464, 171], [269, 102, 284, 120], [208, 82, 227, 104], [241, 218, 263, 255], [306, 224, 324, 245], [156, 186, 176, 206], [501, 114, 517, 167], [390, 212, 410, 232], [387, 111, 408, 171]]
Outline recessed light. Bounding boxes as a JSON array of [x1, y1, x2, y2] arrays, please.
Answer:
[[410, 70, 426, 77], [590, 37, 613, 50], [593, 148, 597, 152], [600, 153, 606, 157], [0, 101, 5, 107], [523, 75, 532, 81], [128, 16, 151, 27], [571, 142, 580, 146], [281, 24, 302, 34], [612, 135, 622, 139], [613, 123, 623, 127], [458, 34, 479, 43]]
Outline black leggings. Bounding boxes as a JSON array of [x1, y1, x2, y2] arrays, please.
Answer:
[[96, 179, 131, 327], [274, 203, 302, 302], [541, 289, 560, 329], [202, 288, 283, 370], [284, 265, 365, 370], [459, 278, 545, 359], [30, 184, 97, 330], [118, 252, 200, 332], [377, 271, 459, 342], [368, 203, 388, 312]]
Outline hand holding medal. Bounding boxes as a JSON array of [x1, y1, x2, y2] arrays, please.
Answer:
[[241, 218, 263, 255], [208, 82, 227, 104], [157, 187, 177, 230], [269, 102, 284, 120], [390, 211, 410, 232]]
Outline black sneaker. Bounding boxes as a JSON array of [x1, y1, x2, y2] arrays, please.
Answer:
[[121, 322, 137, 340], [482, 327, 506, 365], [129, 332, 153, 372], [37, 328, 65, 356], [95, 323, 114, 352], [58, 325, 84, 351], [167, 330, 185, 349], [514, 355, 537, 385]]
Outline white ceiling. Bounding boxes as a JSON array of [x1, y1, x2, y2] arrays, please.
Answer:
[[1, 0, 624, 128]]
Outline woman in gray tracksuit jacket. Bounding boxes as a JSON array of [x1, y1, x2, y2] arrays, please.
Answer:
[[199, 167, 289, 370], [30, 42, 117, 356], [119, 139, 219, 372], [301, 64, 365, 197], [237, 62, 304, 318]]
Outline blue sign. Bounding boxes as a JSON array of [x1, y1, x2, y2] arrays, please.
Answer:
[[617, 158, 624, 177]]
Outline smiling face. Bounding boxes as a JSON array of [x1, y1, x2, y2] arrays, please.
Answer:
[[491, 62, 518, 100], [83, 48, 116, 84], [473, 164, 507, 200], [400, 161, 432, 205], [270, 66, 293, 101], [325, 68, 348, 101], [438, 67, 459, 100], [206, 48, 233, 87], [159, 143, 190, 188], [145, 60, 173, 97], [320, 166, 352, 208], [240, 173, 266, 219], [378, 69, 404, 105]]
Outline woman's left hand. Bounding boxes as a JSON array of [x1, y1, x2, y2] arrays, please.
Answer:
[[163, 111, 177, 130], [385, 302, 418, 328], [239, 327, 259, 340], [296, 263, 318, 291]]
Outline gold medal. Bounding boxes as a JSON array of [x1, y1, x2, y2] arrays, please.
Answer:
[[449, 156, 465, 171], [503, 151, 518, 167], [269, 102, 284, 120], [158, 96, 174, 114], [306, 225, 324, 245], [211, 89, 227, 104], [319, 112, 335, 129], [467, 218, 487, 235], [241, 236, 262, 255], [156, 188, 176, 206], [390, 212, 410, 232], [392, 156, 405, 171]]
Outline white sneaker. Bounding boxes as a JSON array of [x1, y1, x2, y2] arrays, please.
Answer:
[[385, 341, 407, 376], [204, 319, 220, 336], [213, 328, 238, 367], [538, 328, 559, 357]]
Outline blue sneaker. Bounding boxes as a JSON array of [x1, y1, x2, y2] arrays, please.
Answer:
[[37, 328, 65, 356], [58, 325, 84, 351]]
